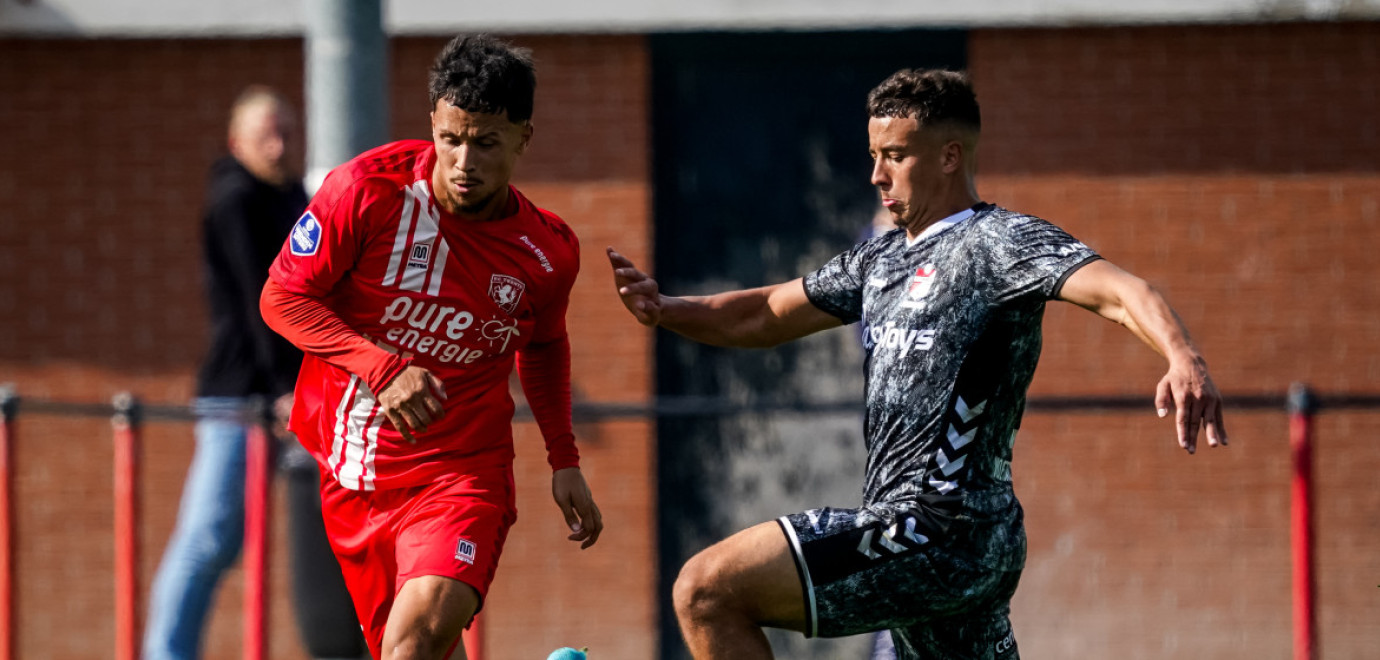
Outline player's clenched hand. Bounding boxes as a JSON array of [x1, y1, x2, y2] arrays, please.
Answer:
[[377, 365, 447, 444], [1154, 355, 1228, 455], [607, 246, 661, 327], [271, 393, 295, 441], [552, 467, 603, 549]]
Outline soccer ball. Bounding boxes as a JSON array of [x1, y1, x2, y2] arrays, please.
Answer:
[[546, 647, 588, 660]]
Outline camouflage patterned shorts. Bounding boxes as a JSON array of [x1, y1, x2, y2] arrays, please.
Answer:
[[778, 505, 1022, 660]]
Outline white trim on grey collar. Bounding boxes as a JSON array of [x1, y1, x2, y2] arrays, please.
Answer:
[[906, 206, 978, 248]]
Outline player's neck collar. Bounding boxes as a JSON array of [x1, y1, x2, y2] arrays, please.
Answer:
[[906, 202, 988, 248]]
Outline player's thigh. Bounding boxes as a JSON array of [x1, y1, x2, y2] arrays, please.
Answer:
[[677, 520, 807, 632], [384, 574, 479, 655]]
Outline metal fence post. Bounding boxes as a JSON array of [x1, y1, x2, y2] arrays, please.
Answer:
[[464, 613, 483, 660], [0, 385, 16, 660], [112, 393, 142, 660], [243, 399, 271, 660], [1287, 383, 1318, 660]]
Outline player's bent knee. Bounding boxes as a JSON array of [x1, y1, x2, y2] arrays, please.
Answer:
[[384, 622, 467, 660], [672, 552, 733, 623], [384, 636, 455, 660]]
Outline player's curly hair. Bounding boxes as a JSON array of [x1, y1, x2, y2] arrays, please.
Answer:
[[428, 34, 536, 123], [866, 69, 980, 132]]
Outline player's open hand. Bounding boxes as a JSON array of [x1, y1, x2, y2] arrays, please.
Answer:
[[607, 246, 661, 326], [552, 467, 603, 549], [377, 365, 447, 444], [1155, 356, 1228, 454]]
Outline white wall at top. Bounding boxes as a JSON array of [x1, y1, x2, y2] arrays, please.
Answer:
[[2, 0, 1376, 36]]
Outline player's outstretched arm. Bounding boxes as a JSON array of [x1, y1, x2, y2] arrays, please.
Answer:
[[1057, 259, 1228, 454], [552, 467, 603, 549], [607, 246, 841, 348]]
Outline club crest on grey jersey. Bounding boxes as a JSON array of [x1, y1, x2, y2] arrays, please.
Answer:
[[804, 204, 1099, 523]]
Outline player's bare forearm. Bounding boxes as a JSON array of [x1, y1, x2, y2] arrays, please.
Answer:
[[1058, 260, 1196, 360], [660, 291, 771, 347], [659, 283, 838, 348], [1111, 279, 1198, 364], [657, 289, 767, 346], [1059, 259, 1227, 453], [608, 247, 838, 348]]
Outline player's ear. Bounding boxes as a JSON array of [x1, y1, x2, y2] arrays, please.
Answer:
[[940, 140, 964, 174], [516, 121, 534, 155]]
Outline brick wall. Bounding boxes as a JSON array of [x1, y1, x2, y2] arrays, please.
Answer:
[[2, 20, 1377, 660], [0, 35, 654, 659], [970, 22, 1380, 658]]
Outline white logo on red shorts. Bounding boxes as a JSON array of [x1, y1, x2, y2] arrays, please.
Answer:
[[455, 538, 476, 565]]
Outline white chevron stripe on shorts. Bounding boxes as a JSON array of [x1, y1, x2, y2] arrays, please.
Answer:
[[328, 374, 383, 491], [954, 395, 986, 423], [936, 446, 967, 476], [947, 423, 978, 450]]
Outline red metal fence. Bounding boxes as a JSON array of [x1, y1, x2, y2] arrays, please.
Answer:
[[0, 383, 1374, 660]]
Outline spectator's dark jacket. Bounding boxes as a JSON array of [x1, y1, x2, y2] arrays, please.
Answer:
[[195, 156, 306, 398]]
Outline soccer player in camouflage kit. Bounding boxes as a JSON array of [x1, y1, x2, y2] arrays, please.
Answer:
[[608, 69, 1227, 659]]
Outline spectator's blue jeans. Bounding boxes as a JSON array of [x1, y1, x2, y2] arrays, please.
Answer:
[[143, 397, 249, 660]]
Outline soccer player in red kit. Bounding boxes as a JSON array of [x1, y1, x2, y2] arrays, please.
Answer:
[[261, 35, 603, 660]]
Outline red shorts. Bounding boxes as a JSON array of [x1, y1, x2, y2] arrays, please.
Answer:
[[318, 463, 517, 658]]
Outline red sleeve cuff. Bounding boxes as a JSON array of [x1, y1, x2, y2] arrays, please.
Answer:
[[540, 433, 579, 474], [545, 432, 581, 471], [364, 353, 412, 397]]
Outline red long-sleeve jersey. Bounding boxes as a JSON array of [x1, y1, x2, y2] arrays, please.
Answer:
[[263, 139, 580, 491]]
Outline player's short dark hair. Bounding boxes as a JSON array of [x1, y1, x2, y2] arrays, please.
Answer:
[[428, 34, 536, 123], [866, 69, 980, 133]]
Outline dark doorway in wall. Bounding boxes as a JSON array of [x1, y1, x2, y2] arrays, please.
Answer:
[[649, 29, 966, 660]]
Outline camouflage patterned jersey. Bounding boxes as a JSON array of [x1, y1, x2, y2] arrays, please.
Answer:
[[780, 203, 1098, 654], [807, 201, 1098, 511]]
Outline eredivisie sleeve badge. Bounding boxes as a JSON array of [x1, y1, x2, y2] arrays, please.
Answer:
[[291, 211, 321, 256]]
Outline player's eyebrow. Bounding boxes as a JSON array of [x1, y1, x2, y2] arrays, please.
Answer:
[[438, 127, 503, 140]]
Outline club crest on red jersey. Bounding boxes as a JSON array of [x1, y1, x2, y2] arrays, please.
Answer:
[[488, 274, 525, 314], [901, 264, 937, 310]]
